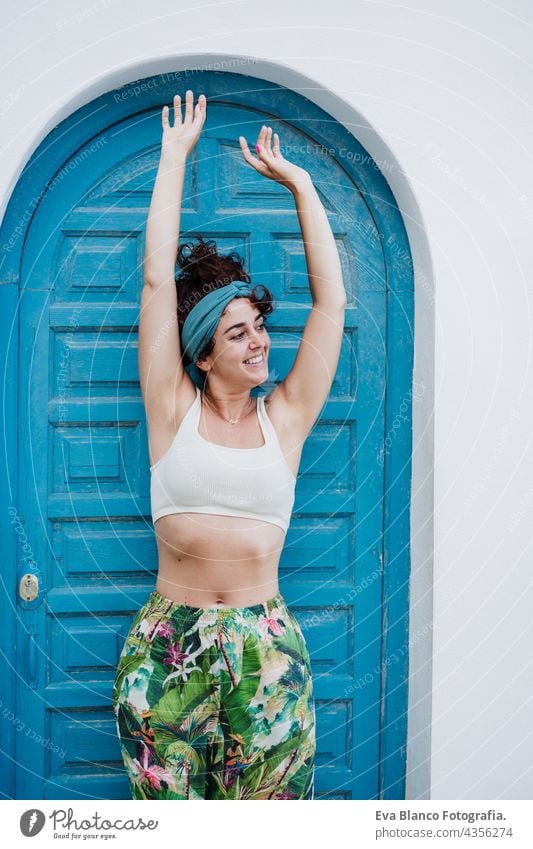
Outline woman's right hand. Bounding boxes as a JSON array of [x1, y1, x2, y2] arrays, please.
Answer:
[[161, 90, 206, 161]]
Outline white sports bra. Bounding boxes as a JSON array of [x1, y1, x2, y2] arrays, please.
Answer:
[[150, 386, 297, 533]]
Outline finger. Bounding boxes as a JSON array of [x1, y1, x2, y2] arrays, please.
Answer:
[[272, 132, 282, 158], [194, 93, 206, 125], [265, 126, 273, 154], [239, 136, 268, 173], [257, 124, 268, 148], [239, 136, 257, 165], [255, 141, 273, 164], [162, 104, 170, 129], [184, 89, 193, 122], [173, 94, 181, 126]]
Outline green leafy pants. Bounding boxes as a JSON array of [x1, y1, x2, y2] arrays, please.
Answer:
[[113, 589, 316, 799]]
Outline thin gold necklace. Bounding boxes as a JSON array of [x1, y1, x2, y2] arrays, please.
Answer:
[[201, 391, 256, 425]]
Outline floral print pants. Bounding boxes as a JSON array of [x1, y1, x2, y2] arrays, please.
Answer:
[[112, 589, 316, 800]]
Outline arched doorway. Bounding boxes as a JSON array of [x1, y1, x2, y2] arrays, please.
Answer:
[[0, 70, 413, 799]]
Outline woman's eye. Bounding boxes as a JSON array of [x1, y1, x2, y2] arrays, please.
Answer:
[[232, 323, 266, 341]]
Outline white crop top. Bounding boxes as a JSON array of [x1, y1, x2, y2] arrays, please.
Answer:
[[150, 387, 297, 533]]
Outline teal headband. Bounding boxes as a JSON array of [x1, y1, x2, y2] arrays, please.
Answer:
[[181, 280, 255, 388]]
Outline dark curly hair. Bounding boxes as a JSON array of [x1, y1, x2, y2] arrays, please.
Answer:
[[175, 234, 275, 365]]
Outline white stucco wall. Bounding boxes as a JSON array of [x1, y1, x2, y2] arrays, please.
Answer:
[[2, 0, 531, 800]]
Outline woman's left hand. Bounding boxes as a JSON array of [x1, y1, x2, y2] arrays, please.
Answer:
[[239, 126, 312, 192]]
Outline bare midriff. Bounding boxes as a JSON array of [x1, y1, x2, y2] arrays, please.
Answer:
[[154, 511, 286, 608]]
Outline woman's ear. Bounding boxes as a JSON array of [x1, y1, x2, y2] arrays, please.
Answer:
[[195, 358, 210, 375]]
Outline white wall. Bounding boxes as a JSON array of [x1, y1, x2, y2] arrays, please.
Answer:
[[2, 0, 532, 800]]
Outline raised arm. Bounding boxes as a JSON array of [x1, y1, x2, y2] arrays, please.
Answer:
[[239, 125, 346, 438], [138, 91, 206, 424]]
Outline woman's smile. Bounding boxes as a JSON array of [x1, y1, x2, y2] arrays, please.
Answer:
[[243, 351, 266, 366]]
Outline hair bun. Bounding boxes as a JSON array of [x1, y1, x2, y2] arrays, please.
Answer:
[[177, 234, 246, 288]]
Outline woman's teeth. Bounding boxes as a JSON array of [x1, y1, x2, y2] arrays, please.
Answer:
[[243, 353, 264, 365]]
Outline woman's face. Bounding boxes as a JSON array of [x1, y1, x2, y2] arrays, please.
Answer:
[[197, 297, 270, 386]]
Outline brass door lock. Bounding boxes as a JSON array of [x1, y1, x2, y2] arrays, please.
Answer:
[[19, 572, 39, 602]]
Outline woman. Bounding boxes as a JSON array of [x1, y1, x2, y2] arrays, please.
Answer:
[[112, 90, 346, 800]]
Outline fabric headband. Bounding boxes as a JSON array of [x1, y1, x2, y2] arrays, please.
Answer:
[[181, 279, 255, 388]]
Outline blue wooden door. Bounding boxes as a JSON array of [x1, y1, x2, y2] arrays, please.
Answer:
[[2, 71, 413, 799]]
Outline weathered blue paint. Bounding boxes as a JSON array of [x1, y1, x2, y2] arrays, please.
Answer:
[[0, 70, 413, 800], [0, 280, 20, 799]]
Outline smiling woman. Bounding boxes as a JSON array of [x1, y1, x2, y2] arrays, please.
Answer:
[[112, 88, 346, 800]]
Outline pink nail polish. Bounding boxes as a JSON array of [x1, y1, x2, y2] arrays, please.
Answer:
[[255, 144, 261, 152]]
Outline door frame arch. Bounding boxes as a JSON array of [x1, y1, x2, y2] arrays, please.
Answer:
[[0, 64, 420, 800]]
